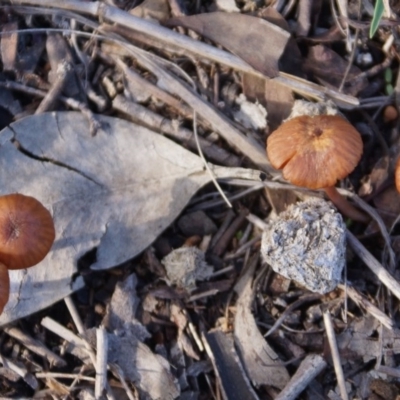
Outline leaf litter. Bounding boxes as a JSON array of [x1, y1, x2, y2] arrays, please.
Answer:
[[0, 111, 260, 326], [0, 0, 399, 399]]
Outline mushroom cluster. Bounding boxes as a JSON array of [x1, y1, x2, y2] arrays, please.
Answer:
[[267, 115, 369, 223], [0, 194, 55, 314]]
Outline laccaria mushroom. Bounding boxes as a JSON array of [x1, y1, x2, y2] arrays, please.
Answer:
[[0, 194, 55, 270], [395, 157, 400, 193], [0, 193, 55, 315], [0, 263, 9, 315], [267, 115, 368, 223]]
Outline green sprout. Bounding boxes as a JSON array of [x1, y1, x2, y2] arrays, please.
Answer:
[[369, 0, 384, 39]]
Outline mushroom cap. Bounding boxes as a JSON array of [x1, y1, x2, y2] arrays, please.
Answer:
[[266, 115, 363, 189], [0, 194, 55, 270], [395, 157, 400, 193], [0, 262, 9, 315]]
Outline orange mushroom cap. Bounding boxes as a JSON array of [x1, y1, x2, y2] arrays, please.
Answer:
[[395, 157, 400, 193], [266, 115, 363, 190], [0, 194, 55, 270], [0, 262, 9, 314]]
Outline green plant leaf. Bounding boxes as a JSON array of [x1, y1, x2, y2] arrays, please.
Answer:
[[370, 0, 384, 38], [384, 67, 393, 83], [386, 84, 394, 95]]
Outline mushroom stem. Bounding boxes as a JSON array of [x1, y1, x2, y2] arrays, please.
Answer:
[[323, 187, 369, 224], [0, 263, 9, 314]]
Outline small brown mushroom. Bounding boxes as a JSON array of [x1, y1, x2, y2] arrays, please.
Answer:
[[267, 115, 369, 223], [0, 194, 55, 270], [395, 157, 400, 194], [0, 262, 9, 315]]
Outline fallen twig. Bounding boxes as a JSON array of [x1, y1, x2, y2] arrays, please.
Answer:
[[3, 326, 66, 368], [0, 80, 101, 136], [347, 231, 400, 301], [95, 327, 108, 399], [323, 310, 349, 400], [275, 354, 327, 400], [112, 95, 241, 167], [338, 284, 394, 330]]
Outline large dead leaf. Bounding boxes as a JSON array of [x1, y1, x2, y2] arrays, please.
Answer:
[[0, 112, 261, 325], [165, 12, 290, 78], [303, 45, 368, 96]]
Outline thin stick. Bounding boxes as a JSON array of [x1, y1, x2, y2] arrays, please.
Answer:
[[338, 284, 393, 330], [323, 310, 348, 400], [3, 326, 66, 367], [112, 95, 240, 167], [36, 372, 95, 381], [0, 80, 101, 135], [246, 213, 269, 231], [188, 289, 219, 302], [193, 112, 232, 208], [36, 60, 71, 114], [347, 231, 400, 301], [188, 321, 204, 352], [339, 0, 361, 92], [210, 209, 236, 248], [116, 59, 194, 118], [108, 364, 136, 400], [0, 354, 38, 390], [41, 317, 96, 365], [264, 294, 322, 338], [275, 354, 327, 400], [95, 327, 108, 399], [64, 295, 85, 334], [62, 365, 90, 400]]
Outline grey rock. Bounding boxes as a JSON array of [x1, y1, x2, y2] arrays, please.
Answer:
[[261, 198, 346, 294]]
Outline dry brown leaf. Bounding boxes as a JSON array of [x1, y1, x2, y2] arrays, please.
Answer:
[[259, 7, 303, 77], [165, 12, 290, 78], [304, 45, 368, 96], [373, 186, 400, 218]]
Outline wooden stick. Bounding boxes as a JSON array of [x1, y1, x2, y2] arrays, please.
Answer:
[[338, 284, 394, 330], [275, 354, 327, 400], [347, 231, 400, 301], [95, 327, 108, 399], [4, 326, 66, 367], [323, 310, 349, 400]]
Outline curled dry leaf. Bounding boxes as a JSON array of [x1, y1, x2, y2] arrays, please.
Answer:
[[234, 255, 290, 388], [267, 115, 363, 189]]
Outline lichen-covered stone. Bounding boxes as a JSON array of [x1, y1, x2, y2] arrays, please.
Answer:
[[261, 198, 346, 294]]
